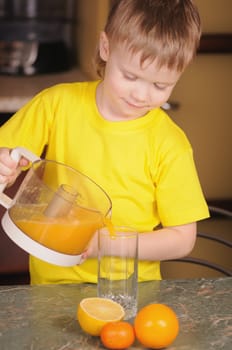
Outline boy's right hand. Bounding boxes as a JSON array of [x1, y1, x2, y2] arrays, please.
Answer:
[[0, 147, 29, 187]]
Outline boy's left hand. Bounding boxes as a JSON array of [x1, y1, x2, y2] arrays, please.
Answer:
[[78, 231, 98, 264]]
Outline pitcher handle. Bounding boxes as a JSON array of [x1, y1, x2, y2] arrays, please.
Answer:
[[0, 147, 40, 209]]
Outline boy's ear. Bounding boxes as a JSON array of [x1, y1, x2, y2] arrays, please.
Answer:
[[99, 31, 110, 61]]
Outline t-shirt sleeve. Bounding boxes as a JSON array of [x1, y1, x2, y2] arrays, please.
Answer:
[[156, 146, 209, 226], [0, 90, 51, 156]]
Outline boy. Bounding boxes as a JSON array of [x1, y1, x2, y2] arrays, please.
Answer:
[[0, 0, 209, 284]]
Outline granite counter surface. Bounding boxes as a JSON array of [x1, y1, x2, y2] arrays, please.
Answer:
[[0, 278, 231, 350], [0, 68, 87, 113]]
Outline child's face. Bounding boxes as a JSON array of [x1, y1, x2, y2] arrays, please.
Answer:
[[97, 33, 183, 121]]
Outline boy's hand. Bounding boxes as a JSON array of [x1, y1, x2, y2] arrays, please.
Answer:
[[79, 231, 98, 264], [0, 147, 29, 187]]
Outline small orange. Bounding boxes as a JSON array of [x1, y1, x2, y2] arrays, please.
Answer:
[[134, 303, 179, 349], [100, 321, 135, 349]]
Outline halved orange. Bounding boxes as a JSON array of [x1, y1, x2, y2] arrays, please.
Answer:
[[77, 297, 125, 336]]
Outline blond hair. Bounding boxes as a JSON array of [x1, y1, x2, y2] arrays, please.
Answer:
[[95, 0, 201, 77]]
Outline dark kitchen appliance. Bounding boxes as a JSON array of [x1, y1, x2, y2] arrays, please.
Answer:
[[0, 0, 76, 75]]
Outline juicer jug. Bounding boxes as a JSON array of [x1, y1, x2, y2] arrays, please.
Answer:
[[0, 147, 112, 266]]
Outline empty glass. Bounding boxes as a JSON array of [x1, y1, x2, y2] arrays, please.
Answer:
[[97, 226, 138, 319]]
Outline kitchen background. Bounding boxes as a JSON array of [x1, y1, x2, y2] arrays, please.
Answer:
[[0, 0, 231, 282]]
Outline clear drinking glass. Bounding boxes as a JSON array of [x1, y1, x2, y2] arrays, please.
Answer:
[[97, 226, 138, 320]]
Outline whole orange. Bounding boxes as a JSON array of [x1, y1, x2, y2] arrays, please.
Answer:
[[100, 321, 135, 349], [134, 303, 179, 349]]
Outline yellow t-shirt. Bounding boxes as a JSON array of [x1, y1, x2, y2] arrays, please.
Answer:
[[0, 81, 209, 283]]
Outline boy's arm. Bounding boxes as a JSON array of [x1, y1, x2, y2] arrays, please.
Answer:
[[138, 222, 196, 261], [85, 222, 197, 261]]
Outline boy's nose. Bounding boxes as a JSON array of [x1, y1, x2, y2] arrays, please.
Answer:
[[131, 83, 150, 104]]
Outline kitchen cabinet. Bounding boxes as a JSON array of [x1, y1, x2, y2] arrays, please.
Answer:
[[168, 54, 232, 199], [194, 0, 232, 33], [76, 0, 110, 78], [168, 0, 232, 200], [0, 68, 86, 113], [0, 172, 30, 285]]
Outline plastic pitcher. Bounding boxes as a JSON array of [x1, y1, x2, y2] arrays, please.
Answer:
[[0, 147, 112, 266]]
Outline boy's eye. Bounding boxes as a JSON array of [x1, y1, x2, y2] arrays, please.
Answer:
[[154, 83, 166, 91], [124, 73, 137, 81]]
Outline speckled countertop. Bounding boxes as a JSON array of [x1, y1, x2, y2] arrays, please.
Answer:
[[0, 278, 231, 350], [0, 68, 87, 113]]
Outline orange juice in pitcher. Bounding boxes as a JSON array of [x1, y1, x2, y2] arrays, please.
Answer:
[[14, 205, 104, 255]]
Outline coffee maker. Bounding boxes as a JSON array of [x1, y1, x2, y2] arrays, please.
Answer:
[[0, 0, 76, 75]]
